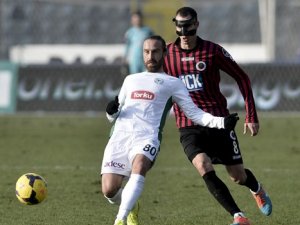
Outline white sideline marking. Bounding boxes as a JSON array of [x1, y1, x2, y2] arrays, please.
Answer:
[[0, 165, 297, 173], [0, 165, 97, 171]]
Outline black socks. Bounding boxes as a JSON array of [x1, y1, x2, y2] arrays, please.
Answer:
[[242, 169, 259, 192], [203, 171, 240, 216]]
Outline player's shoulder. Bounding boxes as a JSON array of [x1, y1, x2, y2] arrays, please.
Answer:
[[166, 41, 175, 48], [200, 38, 232, 58], [150, 73, 183, 90], [126, 72, 145, 79], [126, 72, 182, 90], [127, 72, 177, 80], [158, 73, 182, 84], [200, 38, 223, 49]]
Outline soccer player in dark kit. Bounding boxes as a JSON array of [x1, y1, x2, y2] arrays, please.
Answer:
[[164, 7, 272, 225]]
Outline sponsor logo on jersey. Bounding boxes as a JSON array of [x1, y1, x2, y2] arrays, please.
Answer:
[[181, 57, 195, 61], [196, 61, 206, 71], [230, 130, 237, 140], [222, 48, 235, 62], [154, 78, 164, 85], [104, 160, 126, 169], [232, 155, 241, 160], [131, 90, 155, 100], [179, 74, 204, 91]]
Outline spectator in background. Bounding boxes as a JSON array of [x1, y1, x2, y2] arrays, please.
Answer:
[[124, 11, 154, 74]]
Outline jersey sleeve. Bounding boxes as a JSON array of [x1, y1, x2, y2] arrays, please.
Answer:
[[106, 77, 128, 123], [216, 45, 258, 123], [118, 77, 127, 107], [171, 79, 225, 129]]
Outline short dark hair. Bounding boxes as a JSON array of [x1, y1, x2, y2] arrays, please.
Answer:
[[131, 10, 142, 18], [145, 35, 167, 52], [175, 7, 198, 21]]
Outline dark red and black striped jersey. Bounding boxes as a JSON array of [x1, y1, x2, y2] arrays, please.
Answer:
[[164, 37, 258, 128]]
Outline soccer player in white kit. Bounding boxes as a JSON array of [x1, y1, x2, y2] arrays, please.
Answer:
[[101, 35, 239, 225]]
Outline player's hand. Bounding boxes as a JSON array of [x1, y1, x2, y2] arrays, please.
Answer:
[[106, 96, 119, 115], [244, 122, 259, 136], [224, 113, 239, 130]]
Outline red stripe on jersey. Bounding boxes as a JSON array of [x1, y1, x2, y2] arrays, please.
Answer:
[[206, 42, 223, 116], [216, 46, 258, 122], [164, 37, 258, 128]]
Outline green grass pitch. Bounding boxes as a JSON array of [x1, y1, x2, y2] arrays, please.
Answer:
[[0, 113, 299, 225]]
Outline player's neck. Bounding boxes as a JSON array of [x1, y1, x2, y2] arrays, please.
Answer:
[[147, 67, 164, 73], [180, 37, 197, 50]]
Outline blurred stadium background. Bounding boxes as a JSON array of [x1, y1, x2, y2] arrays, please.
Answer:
[[0, 0, 299, 114], [1, 2, 299, 224]]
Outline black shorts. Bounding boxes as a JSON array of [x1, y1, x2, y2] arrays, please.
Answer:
[[179, 126, 243, 165]]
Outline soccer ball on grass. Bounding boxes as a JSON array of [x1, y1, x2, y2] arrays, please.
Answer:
[[15, 173, 47, 205]]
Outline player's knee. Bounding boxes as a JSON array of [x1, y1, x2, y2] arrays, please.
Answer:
[[103, 185, 123, 205], [101, 184, 119, 198], [230, 173, 247, 184], [132, 155, 152, 176], [227, 165, 247, 184], [102, 189, 113, 198], [197, 161, 211, 174], [192, 154, 213, 176], [102, 189, 121, 205]]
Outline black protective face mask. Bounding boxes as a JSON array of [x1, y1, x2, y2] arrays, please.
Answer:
[[176, 28, 197, 36], [173, 18, 197, 36]]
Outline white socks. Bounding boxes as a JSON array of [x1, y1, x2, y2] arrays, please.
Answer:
[[105, 188, 123, 205], [234, 212, 246, 218], [116, 174, 145, 221]]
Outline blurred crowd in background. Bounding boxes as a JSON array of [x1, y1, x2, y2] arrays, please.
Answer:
[[0, 0, 299, 114], [0, 0, 300, 64]]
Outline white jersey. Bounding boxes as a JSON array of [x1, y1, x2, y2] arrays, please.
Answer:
[[107, 71, 225, 134]]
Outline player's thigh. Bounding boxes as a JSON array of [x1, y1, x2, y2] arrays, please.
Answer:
[[209, 129, 244, 165], [130, 133, 160, 164], [101, 131, 132, 177], [192, 153, 214, 176], [131, 154, 152, 176], [179, 127, 207, 162]]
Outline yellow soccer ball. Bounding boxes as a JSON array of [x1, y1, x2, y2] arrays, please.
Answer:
[[15, 173, 47, 205]]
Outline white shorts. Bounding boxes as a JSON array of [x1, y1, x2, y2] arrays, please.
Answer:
[[101, 130, 160, 177]]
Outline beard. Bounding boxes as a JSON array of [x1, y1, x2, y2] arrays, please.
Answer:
[[145, 57, 164, 72]]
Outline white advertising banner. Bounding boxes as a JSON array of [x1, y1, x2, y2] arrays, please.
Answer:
[[0, 71, 12, 107], [0, 62, 17, 113]]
